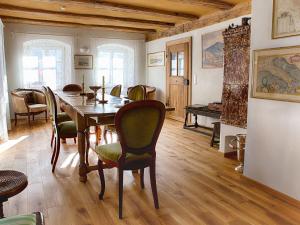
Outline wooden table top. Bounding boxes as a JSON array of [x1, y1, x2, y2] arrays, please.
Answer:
[[56, 91, 175, 119], [56, 91, 124, 117]]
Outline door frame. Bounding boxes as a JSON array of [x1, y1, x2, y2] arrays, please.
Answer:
[[166, 36, 192, 121]]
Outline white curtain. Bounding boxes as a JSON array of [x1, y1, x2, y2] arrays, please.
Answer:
[[22, 39, 72, 90], [95, 44, 134, 93], [0, 20, 8, 142]]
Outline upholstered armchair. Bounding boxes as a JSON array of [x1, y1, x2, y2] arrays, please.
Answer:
[[11, 89, 48, 126]]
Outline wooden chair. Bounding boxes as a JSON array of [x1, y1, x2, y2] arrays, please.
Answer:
[[94, 100, 166, 219], [42, 87, 73, 148], [127, 85, 146, 101], [47, 87, 78, 172], [127, 85, 156, 100], [0, 212, 44, 225], [11, 89, 48, 126], [62, 84, 82, 92], [110, 84, 122, 97], [103, 85, 146, 143]]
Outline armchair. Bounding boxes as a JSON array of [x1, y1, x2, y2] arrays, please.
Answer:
[[11, 89, 47, 126]]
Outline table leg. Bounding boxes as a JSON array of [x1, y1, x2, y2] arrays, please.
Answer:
[[194, 114, 199, 128], [77, 113, 88, 183], [184, 112, 189, 128]]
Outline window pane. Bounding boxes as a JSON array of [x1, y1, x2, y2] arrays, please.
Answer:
[[23, 56, 38, 69], [98, 52, 110, 68], [42, 56, 56, 68], [171, 52, 177, 76], [113, 53, 124, 69], [178, 52, 184, 76], [113, 69, 123, 85], [24, 69, 39, 84], [43, 69, 57, 89]]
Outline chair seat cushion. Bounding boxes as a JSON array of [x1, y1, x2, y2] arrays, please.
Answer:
[[58, 121, 77, 138], [0, 213, 37, 225], [28, 104, 47, 113], [94, 143, 151, 163], [57, 112, 72, 123]]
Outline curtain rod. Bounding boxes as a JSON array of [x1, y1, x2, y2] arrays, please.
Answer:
[[9, 30, 145, 41]]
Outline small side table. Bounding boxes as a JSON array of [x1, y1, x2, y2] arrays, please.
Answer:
[[0, 170, 28, 218]]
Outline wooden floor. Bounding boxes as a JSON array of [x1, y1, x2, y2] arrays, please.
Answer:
[[1, 119, 300, 225]]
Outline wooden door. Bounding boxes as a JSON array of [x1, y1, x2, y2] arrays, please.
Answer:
[[166, 37, 192, 122]]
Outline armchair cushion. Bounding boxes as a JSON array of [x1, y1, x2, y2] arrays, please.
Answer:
[[28, 104, 47, 113], [95, 142, 151, 163], [0, 213, 37, 225], [33, 92, 46, 104], [58, 121, 77, 138]]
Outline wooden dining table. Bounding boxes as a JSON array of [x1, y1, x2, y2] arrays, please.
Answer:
[[56, 91, 175, 182], [56, 91, 124, 182]]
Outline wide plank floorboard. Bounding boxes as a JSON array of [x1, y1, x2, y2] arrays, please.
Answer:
[[1, 119, 300, 225]]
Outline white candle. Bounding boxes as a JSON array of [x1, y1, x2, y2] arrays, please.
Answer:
[[102, 76, 105, 89]]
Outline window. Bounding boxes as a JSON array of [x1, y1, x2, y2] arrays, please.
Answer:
[[95, 44, 134, 93], [22, 39, 71, 89]]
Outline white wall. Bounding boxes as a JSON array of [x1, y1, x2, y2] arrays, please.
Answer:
[[146, 15, 249, 150], [244, 0, 300, 200], [4, 23, 146, 118]]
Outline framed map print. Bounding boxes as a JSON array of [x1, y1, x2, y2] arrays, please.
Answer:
[[272, 0, 300, 39], [252, 46, 300, 103], [202, 30, 224, 68]]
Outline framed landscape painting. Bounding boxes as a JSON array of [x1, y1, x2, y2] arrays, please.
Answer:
[[202, 30, 224, 69], [74, 55, 93, 69], [147, 51, 165, 67], [252, 46, 300, 103], [273, 0, 300, 39]]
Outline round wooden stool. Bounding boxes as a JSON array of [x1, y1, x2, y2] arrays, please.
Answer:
[[0, 170, 28, 218]]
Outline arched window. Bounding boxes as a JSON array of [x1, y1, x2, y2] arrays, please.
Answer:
[[95, 44, 134, 93], [22, 39, 71, 89]]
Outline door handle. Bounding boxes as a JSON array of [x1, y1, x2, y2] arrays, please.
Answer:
[[183, 79, 189, 86]]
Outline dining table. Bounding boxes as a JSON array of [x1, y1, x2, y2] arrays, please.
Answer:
[[56, 91, 175, 183], [56, 91, 124, 182]]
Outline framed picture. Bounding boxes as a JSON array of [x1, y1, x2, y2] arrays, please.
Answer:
[[202, 30, 224, 69], [252, 46, 300, 103], [272, 0, 300, 39], [147, 51, 165, 67], [74, 55, 93, 69]]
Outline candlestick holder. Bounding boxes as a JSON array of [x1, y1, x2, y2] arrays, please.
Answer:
[[99, 87, 108, 104], [89, 86, 101, 103]]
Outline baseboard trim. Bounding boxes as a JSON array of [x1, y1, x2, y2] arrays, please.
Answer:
[[243, 175, 300, 209]]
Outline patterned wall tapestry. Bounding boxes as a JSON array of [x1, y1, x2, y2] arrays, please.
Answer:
[[221, 18, 251, 128]]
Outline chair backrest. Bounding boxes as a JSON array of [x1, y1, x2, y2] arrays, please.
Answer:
[[127, 85, 146, 101], [62, 84, 82, 92], [110, 85, 122, 97], [115, 100, 166, 158], [46, 87, 59, 127], [42, 86, 52, 117]]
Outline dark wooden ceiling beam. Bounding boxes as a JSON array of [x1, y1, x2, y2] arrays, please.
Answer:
[[165, 0, 234, 10], [0, 4, 174, 30], [1, 16, 155, 33], [30, 0, 199, 21]]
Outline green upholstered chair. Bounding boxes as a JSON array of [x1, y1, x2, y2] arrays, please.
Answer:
[[42, 86, 73, 148], [94, 100, 166, 219], [103, 85, 146, 143], [110, 85, 122, 97], [127, 85, 146, 101], [0, 212, 44, 225], [46, 87, 78, 172]]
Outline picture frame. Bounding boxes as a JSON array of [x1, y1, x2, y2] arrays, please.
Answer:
[[252, 45, 300, 103], [202, 29, 224, 69], [272, 0, 300, 39], [147, 51, 165, 67], [74, 55, 93, 69]]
